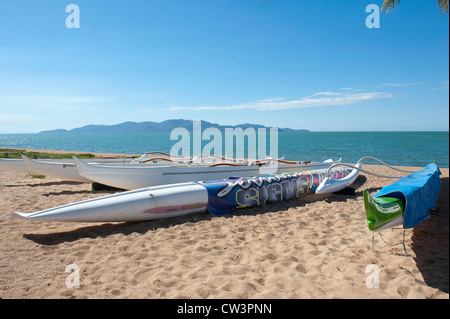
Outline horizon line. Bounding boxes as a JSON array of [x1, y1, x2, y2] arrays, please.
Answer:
[[1, 130, 449, 134]]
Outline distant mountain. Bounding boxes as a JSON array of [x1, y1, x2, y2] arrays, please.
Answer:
[[39, 128, 69, 134], [39, 120, 309, 134]]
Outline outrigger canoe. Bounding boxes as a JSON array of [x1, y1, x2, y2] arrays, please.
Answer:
[[0, 157, 113, 174], [20, 155, 139, 183], [0, 155, 141, 177], [15, 153, 280, 183], [73, 157, 343, 190], [0, 158, 33, 173], [12, 165, 353, 222], [0, 151, 198, 179]]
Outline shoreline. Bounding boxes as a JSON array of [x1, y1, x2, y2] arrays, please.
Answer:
[[0, 147, 140, 158], [0, 152, 448, 298], [1, 147, 443, 169]]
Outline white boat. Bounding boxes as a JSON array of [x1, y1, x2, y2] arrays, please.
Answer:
[[19, 153, 260, 183], [12, 182, 209, 222], [21, 155, 94, 182], [0, 156, 126, 175], [1, 156, 107, 174], [1, 150, 262, 175], [12, 165, 354, 223], [20, 155, 143, 182], [0, 158, 31, 173], [0, 153, 141, 175], [73, 156, 343, 190]]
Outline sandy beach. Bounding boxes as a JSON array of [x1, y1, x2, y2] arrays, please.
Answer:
[[0, 152, 448, 299]]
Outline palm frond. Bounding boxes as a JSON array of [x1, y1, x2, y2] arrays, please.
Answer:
[[438, 0, 448, 14], [382, 0, 448, 14], [381, 0, 399, 13]]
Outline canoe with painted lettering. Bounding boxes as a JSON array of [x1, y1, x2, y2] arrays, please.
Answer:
[[12, 165, 354, 222]]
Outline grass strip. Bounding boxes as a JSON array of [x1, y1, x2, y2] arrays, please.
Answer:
[[0, 148, 96, 159]]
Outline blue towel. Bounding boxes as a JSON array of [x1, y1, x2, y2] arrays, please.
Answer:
[[374, 163, 442, 229]]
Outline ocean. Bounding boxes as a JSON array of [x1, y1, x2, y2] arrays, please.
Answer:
[[0, 131, 448, 168]]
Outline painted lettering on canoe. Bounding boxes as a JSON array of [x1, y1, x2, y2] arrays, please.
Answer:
[[201, 167, 352, 215]]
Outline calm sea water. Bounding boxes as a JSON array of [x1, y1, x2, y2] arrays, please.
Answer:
[[0, 131, 448, 168]]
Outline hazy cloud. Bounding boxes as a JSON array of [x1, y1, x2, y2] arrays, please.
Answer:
[[0, 113, 34, 122], [0, 94, 109, 110], [380, 82, 425, 87], [169, 91, 393, 112]]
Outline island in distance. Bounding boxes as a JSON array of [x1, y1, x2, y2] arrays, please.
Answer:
[[39, 119, 309, 134]]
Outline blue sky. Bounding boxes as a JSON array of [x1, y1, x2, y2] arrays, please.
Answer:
[[0, 0, 448, 133]]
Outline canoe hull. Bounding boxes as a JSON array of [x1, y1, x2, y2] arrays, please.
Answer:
[[22, 155, 92, 183], [202, 166, 353, 216], [363, 189, 404, 232], [13, 166, 355, 223], [12, 182, 209, 222], [74, 157, 343, 190], [0, 158, 29, 173], [21, 156, 137, 183]]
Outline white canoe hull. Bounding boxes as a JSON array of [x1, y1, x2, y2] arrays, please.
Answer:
[[0, 158, 30, 173], [20, 155, 143, 183], [12, 182, 209, 222], [74, 157, 343, 190], [22, 155, 93, 182], [19, 155, 238, 182], [0, 157, 117, 174]]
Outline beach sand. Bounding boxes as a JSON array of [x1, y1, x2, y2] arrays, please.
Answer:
[[0, 153, 448, 299]]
